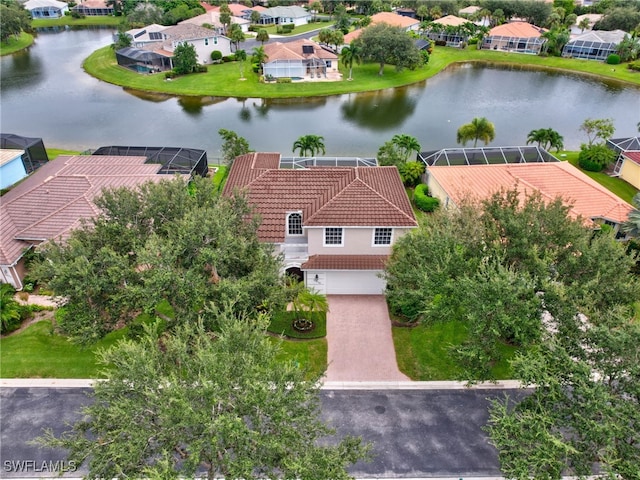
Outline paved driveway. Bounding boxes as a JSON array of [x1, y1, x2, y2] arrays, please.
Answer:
[[326, 295, 409, 382]]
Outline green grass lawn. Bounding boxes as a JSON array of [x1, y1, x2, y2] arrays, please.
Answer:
[[258, 20, 333, 36], [83, 44, 640, 99], [559, 150, 639, 204], [0, 321, 127, 378], [0, 32, 34, 56], [392, 320, 517, 381], [32, 15, 123, 27], [268, 311, 327, 339], [211, 164, 228, 190], [46, 148, 82, 159], [273, 337, 327, 381]]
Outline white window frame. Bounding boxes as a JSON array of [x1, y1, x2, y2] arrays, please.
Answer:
[[372, 227, 393, 246], [323, 227, 343, 247], [286, 212, 303, 236]]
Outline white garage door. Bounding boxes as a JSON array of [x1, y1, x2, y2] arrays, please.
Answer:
[[325, 270, 386, 295]]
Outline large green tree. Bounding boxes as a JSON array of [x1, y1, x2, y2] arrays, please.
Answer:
[[340, 43, 362, 81], [172, 42, 198, 74], [579, 117, 615, 146], [526, 127, 564, 152], [384, 189, 640, 379], [218, 128, 250, 166], [293, 134, 326, 157], [40, 311, 370, 479], [0, 1, 30, 43], [33, 177, 283, 343], [354, 23, 422, 76], [456, 117, 496, 147]]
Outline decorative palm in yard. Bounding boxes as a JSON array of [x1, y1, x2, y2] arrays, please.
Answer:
[[622, 193, 640, 237], [456, 117, 496, 147], [293, 134, 326, 157], [291, 288, 329, 332], [526, 128, 564, 152], [340, 44, 362, 81]]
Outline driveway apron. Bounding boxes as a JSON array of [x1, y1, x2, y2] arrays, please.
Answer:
[[325, 295, 409, 382]]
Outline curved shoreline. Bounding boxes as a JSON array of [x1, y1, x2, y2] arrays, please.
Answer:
[[83, 45, 640, 99], [0, 32, 34, 56]]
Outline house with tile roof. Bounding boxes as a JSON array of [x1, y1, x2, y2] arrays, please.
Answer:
[[562, 29, 628, 61], [262, 39, 339, 81], [425, 15, 475, 47], [610, 136, 640, 190], [118, 23, 232, 72], [256, 5, 311, 26], [222, 153, 417, 295], [481, 21, 546, 54], [344, 11, 420, 44], [71, 0, 114, 16], [180, 10, 250, 33], [24, 0, 68, 18], [0, 155, 186, 290], [424, 157, 633, 234]]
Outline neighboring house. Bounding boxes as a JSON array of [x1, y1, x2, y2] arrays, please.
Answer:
[[0, 150, 28, 190], [262, 39, 339, 81], [421, 147, 633, 234], [609, 136, 640, 190], [426, 15, 474, 47], [222, 153, 418, 295], [0, 134, 49, 174], [562, 29, 628, 61], [256, 6, 311, 26], [180, 11, 250, 34], [117, 23, 232, 73], [71, 0, 114, 16], [571, 13, 603, 35], [459, 5, 481, 16], [344, 11, 420, 44], [24, 0, 68, 18], [481, 21, 546, 54], [0, 154, 189, 290]]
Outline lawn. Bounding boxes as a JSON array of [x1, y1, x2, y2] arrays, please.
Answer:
[[272, 337, 328, 381], [392, 320, 517, 381], [46, 148, 82, 159], [268, 311, 327, 339], [258, 20, 333, 36], [83, 43, 640, 99], [560, 150, 639, 204], [0, 32, 34, 56], [32, 16, 123, 27]]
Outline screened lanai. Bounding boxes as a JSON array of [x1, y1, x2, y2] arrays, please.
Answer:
[[92, 146, 208, 177], [0, 133, 49, 173], [562, 30, 627, 61], [280, 157, 377, 169], [607, 136, 640, 155], [481, 35, 545, 54], [418, 146, 559, 167], [115, 47, 172, 73]]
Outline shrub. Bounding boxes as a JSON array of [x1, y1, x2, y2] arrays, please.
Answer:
[[606, 53, 621, 65], [194, 64, 207, 73], [276, 77, 292, 83], [210, 50, 222, 62], [420, 49, 430, 64], [165, 71, 177, 79], [222, 55, 235, 62], [435, 40, 447, 46], [468, 38, 478, 45], [70, 10, 85, 19], [399, 161, 425, 187], [627, 61, 640, 72], [578, 144, 616, 172], [413, 183, 440, 212], [252, 63, 260, 73]]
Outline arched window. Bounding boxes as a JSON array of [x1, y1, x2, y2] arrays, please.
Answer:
[[287, 212, 302, 235]]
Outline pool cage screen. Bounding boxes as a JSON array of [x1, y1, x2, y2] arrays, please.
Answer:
[[562, 39, 619, 61], [115, 47, 172, 73], [92, 146, 208, 177], [482, 35, 545, 54], [418, 146, 560, 167], [0, 133, 49, 173], [280, 157, 378, 169]]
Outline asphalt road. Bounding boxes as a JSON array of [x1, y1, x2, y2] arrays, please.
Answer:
[[0, 387, 527, 479]]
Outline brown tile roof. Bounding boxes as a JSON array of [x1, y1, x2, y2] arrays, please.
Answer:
[[223, 153, 417, 243], [427, 162, 633, 224], [624, 151, 640, 166], [162, 23, 217, 42], [370, 11, 420, 29], [263, 39, 338, 62], [433, 15, 471, 27], [0, 155, 172, 267], [489, 21, 545, 38], [302, 254, 388, 270]]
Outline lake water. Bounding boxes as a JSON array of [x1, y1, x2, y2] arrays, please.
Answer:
[[1, 28, 639, 159]]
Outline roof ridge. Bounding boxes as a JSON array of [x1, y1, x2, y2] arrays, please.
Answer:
[[357, 167, 419, 224], [14, 196, 94, 240]]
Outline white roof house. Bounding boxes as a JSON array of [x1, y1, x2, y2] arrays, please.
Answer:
[[24, 0, 69, 18], [563, 29, 628, 61]]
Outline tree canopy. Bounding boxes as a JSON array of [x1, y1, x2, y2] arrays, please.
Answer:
[[173, 42, 198, 74], [526, 128, 564, 152], [33, 177, 284, 343], [353, 23, 422, 76], [456, 117, 496, 147], [293, 134, 326, 157], [40, 309, 370, 479], [218, 128, 251, 166], [0, 1, 30, 43]]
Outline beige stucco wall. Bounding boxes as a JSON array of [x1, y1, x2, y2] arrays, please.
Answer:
[[307, 227, 412, 255], [169, 37, 232, 63], [426, 175, 454, 209], [620, 159, 640, 190]]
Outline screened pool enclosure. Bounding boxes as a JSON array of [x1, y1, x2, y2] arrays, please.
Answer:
[[92, 146, 208, 177], [418, 146, 560, 167], [562, 30, 627, 61]]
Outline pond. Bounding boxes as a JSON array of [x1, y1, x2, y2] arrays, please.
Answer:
[[1, 28, 638, 159]]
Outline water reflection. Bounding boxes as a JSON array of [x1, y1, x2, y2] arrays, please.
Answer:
[[341, 86, 420, 131], [0, 50, 44, 90]]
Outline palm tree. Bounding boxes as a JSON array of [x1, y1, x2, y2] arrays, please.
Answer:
[[526, 128, 564, 152], [622, 193, 640, 237], [293, 134, 326, 157], [291, 288, 328, 331], [456, 117, 496, 147], [392, 134, 421, 161], [235, 49, 247, 79], [340, 44, 362, 81], [256, 29, 269, 45], [251, 46, 268, 74], [578, 17, 590, 33]]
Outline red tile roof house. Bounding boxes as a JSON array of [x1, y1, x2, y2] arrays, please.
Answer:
[[423, 154, 633, 235], [0, 155, 182, 290], [262, 39, 339, 81], [481, 21, 547, 54], [222, 153, 417, 295], [610, 136, 640, 190], [344, 11, 421, 44]]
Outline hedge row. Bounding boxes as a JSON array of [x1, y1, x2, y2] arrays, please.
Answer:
[[414, 184, 440, 212]]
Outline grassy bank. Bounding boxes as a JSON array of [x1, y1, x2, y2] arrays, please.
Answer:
[[32, 16, 122, 27], [0, 32, 34, 56], [83, 44, 640, 99]]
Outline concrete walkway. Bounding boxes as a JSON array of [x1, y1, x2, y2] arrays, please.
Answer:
[[325, 295, 409, 382]]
